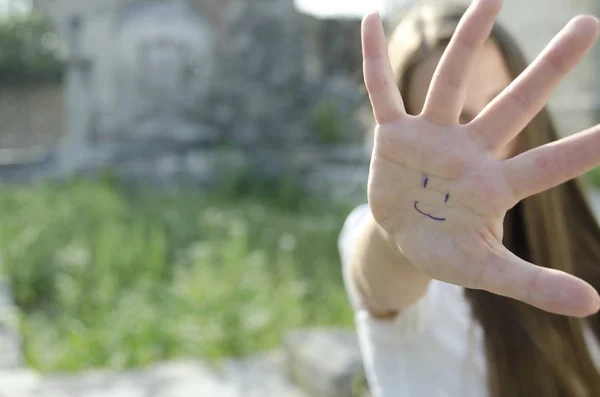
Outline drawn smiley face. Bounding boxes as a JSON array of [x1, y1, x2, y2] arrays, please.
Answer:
[[413, 176, 449, 222]]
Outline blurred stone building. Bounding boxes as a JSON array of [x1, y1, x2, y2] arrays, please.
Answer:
[[2, 0, 369, 200]]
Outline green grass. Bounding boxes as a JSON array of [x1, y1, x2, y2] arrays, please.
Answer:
[[0, 178, 355, 372]]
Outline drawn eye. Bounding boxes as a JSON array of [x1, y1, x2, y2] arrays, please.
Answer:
[[445, 193, 450, 203], [423, 177, 429, 188]]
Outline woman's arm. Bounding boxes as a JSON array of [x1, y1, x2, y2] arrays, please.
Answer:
[[349, 212, 431, 318]]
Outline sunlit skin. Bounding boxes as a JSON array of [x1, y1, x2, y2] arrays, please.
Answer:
[[407, 42, 517, 159], [363, 0, 600, 317], [406, 42, 516, 222]]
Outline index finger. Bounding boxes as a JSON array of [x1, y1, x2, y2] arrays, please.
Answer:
[[362, 11, 406, 124]]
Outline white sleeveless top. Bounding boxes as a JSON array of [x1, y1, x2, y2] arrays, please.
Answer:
[[338, 204, 600, 397]]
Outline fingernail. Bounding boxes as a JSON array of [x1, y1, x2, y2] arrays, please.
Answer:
[[364, 10, 378, 19], [591, 290, 600, 313]]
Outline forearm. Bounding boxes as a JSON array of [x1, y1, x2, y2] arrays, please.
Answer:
[[350, 213, 431, 317]]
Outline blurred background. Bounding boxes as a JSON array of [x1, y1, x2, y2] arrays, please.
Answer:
[[0, 0, 598, 396]]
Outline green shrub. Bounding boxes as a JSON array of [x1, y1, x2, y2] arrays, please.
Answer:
[[0, 179, 353, 372], [216, 161, 308, 211], [0, 11, 64, 86], [312, 100, 344, 145]]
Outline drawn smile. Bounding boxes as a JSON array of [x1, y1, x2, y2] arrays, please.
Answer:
[[414, 201, 446, 222]]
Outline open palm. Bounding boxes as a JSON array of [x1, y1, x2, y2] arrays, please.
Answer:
[[364, 0, 600, 317]]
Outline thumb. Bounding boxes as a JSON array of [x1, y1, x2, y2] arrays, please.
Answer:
[[473, 247, 600, 317]]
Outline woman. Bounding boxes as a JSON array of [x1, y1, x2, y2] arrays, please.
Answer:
[[339, 1, 600, 396]]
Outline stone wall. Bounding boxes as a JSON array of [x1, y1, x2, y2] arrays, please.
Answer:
[[0, 85, 65, 149], [0, 0, 370, 203]]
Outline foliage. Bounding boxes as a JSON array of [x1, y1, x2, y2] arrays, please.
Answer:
[[0, 178, 353, 372], [214, 159, 320, 212], [0, 11, 64, 86], [312, 100, 344, 145]]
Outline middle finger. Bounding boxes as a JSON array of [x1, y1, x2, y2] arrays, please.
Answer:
[[421, 0, 502, 125]]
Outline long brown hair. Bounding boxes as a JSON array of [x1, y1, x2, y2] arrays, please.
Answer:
[[385, 4, 600, 396]]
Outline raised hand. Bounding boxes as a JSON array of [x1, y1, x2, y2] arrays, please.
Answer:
[[363, 0, 600, 317]]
